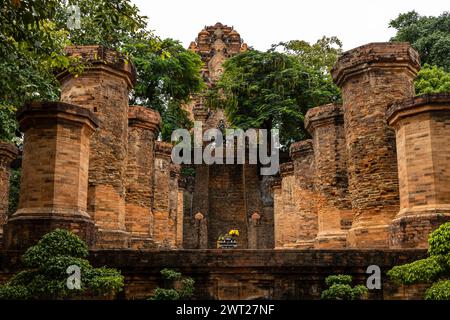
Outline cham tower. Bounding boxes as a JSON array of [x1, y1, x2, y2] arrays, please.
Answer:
[[182, 23, 274, 249]]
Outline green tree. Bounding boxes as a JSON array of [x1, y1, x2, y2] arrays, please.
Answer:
[[321, 274, 368, 300], [209, 38, 341, 148], [0, 0, 73, 141], [389, 11, 450, 71], [125, 38, 205, 140], [150, 268, 195, 300], [1, 1, 204, 143], [388, 222, 450, 300], [54, 1, 204, 140], [415, 64, 450, 95], [0, 229, 124, 299]]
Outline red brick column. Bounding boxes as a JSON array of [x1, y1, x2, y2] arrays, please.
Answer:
[[290, 140, 319, 248], [57, 46, 136, 248], [176, 180, 185, 248], [4, 102, 98, 249], [125, 106, 161, 249], [152, 141, 173, 248], [387, 94, 450, 248], [271, 177, 283, 248], [168, 163, 181, 248], [0, 142, 18, 240], [332, 43, 420, 248], [305, 104, 352, 248]]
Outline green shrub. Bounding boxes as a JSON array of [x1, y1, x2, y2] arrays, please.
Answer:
[[325, 274, 353, 286], [321, 275, 368, 300], [0, 229, 124, 300], [387, 222, 450, 300], [425, 280, 450, 300], [150, 269, 195, 300]]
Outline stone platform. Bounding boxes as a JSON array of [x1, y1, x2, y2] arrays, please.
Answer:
[[0, 249, 427, 300]]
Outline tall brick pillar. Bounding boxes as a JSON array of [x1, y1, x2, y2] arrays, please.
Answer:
[[153, 141, 173, 248], [387, 94, 450, 248], [57, 46, 136, 248], [274, 162, 296, 248], [289, 140, 318, 248], [168, 163, 181, 248], [332, 43, 420, 248], [176, 180, 185, 248], [305, 104, 352, 248], [0, 141, 18, 240], [271, 177, 283, 248], [125, 106, 161, 249], [4, 102, 98, 249]]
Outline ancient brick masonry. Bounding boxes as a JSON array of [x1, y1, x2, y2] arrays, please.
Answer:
[[153, 141, 180, 248], [274, 140, 318, 248], [305, 104, 352, 248], [57, 46, 136, 248], [4, 102, 98, 249], [332, 43, 420, 248], [126, 106, 161, 249], [0, 141, 18, 241], [387, 94, 450, 248]]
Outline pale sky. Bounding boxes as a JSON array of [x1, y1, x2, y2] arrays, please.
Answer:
[[132, 0, 448, 51]]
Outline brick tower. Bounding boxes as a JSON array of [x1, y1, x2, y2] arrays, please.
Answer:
[[182, 23, 273, 249], [0, 141, 18, 242], [305, 104, 352, 248], [332, 43, 420, 248], [57, 46, 136, 248], [125, 106, 161, 249], [387, 94, 450, 248], [4, 102, 98, 249]]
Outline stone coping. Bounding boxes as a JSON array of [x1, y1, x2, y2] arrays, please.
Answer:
[[331, 42, 420, 87], [128, 105, 161, 131], [17, 101, 100, 131], [279, 161, 294, 177], [386, 93, 450, 126], [289, 139, 313, 159], [155, 141, 173, 157], [304, 103, 343, 133], [0, 141, 19, 162], [0, 249, 427, 269], [57, 45, 137, 87]]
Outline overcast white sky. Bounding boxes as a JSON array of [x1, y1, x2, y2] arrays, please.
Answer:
[[131, 0, 448, 51]]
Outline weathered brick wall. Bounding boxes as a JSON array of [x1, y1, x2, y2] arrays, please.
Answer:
[[176, 185, 184, 248], [288, 140, 318, 248], [0, 142, 18, 241], [208, 164, 248, 248], [153, 142, 172, 247], [332, 43, 420, 248], [168, 164, 181, 248], [125, 106, 161, 249], [187, 164, 210, 249], [305, 104, 352, 248], [4, 102, 98, 249], [152, 142, 180, 248], [387, 94, 450, 248], [58, 45, 136, 249], [0, 249, 427, 300]]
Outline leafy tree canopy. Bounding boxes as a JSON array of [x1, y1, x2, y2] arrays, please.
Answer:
[[1, 0, 204, 142], [150, 268, 195, 300], [388, 222, 450, 300], [415, 64, 450, 95], [207, 37, 341, 148], [321, 274, 368, 300], [0, 229, 124, 299], [390, 11, 450, 71]]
